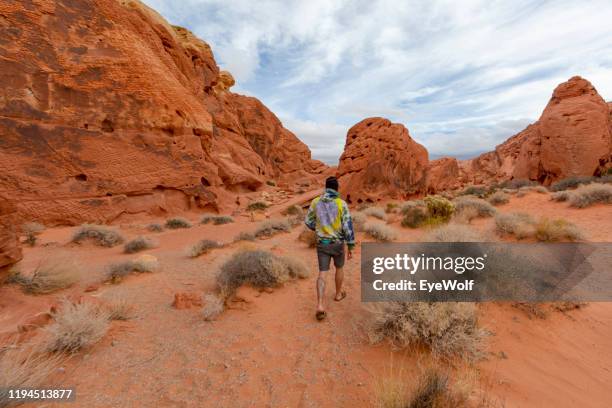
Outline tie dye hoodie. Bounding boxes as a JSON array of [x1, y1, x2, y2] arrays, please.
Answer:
[[305, 189, 356, 249]]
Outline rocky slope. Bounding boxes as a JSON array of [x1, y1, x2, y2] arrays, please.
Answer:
[[0, 0, 325, 225], [0, 198, 22, 280]]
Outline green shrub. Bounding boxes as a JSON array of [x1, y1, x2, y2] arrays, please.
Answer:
[[424, 196, 455, 221], [568, 183, 612, 208], [72, 224, 124, 247], [165, 217, 192, 229]]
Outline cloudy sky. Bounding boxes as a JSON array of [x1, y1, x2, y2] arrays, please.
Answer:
[[143, 0, 612, 164]]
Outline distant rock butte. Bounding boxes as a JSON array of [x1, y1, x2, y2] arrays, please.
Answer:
[[0, 0, 326, 225], [337, 76, 612, 200]]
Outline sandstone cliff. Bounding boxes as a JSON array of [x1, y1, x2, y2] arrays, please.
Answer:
[[0, 198, 22, 280], [0, 0, 325, 225]]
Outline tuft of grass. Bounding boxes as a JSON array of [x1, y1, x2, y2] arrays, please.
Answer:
[[201, 214, 234, 225], [215, 249, 309, 300], [401, 206, 428, 229], [165, 217, 192, 229], [535, 218, 583, 242], [123, 236, 155, 254], [406, 369, 468, 408], [247, 201, 269, 211], [367, 302, 485, 362], [424, 196, 454, 222], [568, 183, 612, 208], [494, 212, 535, 239], [298, 228, 317, 247], [10, 257, 81, 294], [72, 224, 124, 247], [106, 299, 134, 321], [550, 191, 571, 202], [351, 212, 367, 231], [106, 255, 159, 284], [45, 301, 109, 353], [453, 197, 496, 218], [422, 224, 487, 242], [254, 218, 291, 238], [363, 206, 387, 220], [364, 222, 398, 242], [487, 191, 509, 206], [234, 231, 256, 242], [147, 223, 164, 232], [202, 294, 224, 321], [188, 239, 223, 258]]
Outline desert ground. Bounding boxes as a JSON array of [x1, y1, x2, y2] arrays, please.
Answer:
[[2, 186, 611, 408]]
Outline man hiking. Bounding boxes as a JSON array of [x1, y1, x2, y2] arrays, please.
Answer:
[[305, 176, 356, 321]]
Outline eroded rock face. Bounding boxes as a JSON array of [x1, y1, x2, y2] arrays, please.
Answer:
[[426, 158, 464, 193], [0, 0, 324, 225], [0, 198, 22, 281], [336, 118, 428, 202]]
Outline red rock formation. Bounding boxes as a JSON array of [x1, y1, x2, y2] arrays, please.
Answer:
[[426, 157, 464, 192], [336, 118, 428, 202], [0, 0, 325, 225], [0, 198, 22, 281]]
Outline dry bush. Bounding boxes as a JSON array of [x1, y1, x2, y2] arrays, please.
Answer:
[[568, 183, 612, 208], [298, 228, 317, 247], [550, 191, 571, 202], [234, 231, 256, 242], [364, 222, 398, 242], [189, 239, 223, 258], [535, 218, 583, 242], [452, 207, 479, 224], [422, 224, 487, 242], [352, 212, 367, 231], [494, 212, 535, 239], [0, 343, 64, 407], [22, 222, 45, 235], [72, 224, 124, 247], [501, 179, 536, 189], [202, 294, 224, 321], [460, 185, 488, 198], [285, 204, 304, 216], [367, 302, 485, 362], [107, 256, 159, 283], [247, 201, 269, 211], [147, 223, 164, 232], [363, 206, 387, 220], [550, 176, 595, 191], [254, 218, 291, 238], [10, 257, 81, 294], [401, 206, 428, 228], [386, 202, 400, 214], [487, 191, 509, 206], [216, 249, 308, 300], [279, 255, 310, 279], [201, 214, 234, 225], [401, 200, 426, 214], [106, 299, 134, 321], [453, 197, 496, 218], [45, 301, 109, 353], [517, 185, 548, 197], [123, 236, 155, 254], [165, 217, 192, 229]]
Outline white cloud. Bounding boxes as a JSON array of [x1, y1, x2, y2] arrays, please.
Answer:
[[143, 0, 612, 163]]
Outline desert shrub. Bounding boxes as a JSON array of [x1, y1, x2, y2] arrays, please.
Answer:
[[247, 201, 269, 211], [550, 191, 571, 202], [363, 206, 387, 220], [106, 299, 134, 321], [351, 212, 367, 231], [165, 217, 192, 229], [453, 197, 496, 218], [147, 223, 164, 232], [421, 224, 486, 242], [406, 370, 468, 408], [367, 302, 484, 361], [22, 222, 45, 235], [0, 344, 63, 407], [202, 294, 224, 321], [494, 212, 535, 239], [254, 218, 291, 238], [459, 185, 487, 198], [45, 301, 109, 353], [568, 183, 612, 208], [364, 222, 398, 242], [123, 236, 155, 254], [401, 206, 428, 228], [424, 196, 454, 222], [535, 218, 583, 242], [279, 256, 310, 279], [10, 257, 80, 294], [516, 185, 547, 197], [550, 176, 595, 191], [502, 188, 518, 194], [400, 200, 425, 214], [189, 239, 223, 258], [285, 204, 303, 216], [106, 255, 159, 283], [266, 180, 276, 186], [234, 231, 255, 242], [385, 202, 400, 214], [452, 207, 479, 224], [216, 249, 308, 299], [298, 228, 317, 247], [72, 224, 124, 247], [501, 179, 536, 189], [487, 191, 509, 206], [201, 214, 234, 225]]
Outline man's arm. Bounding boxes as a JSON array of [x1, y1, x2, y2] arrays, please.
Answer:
[[341, 201, 356, 251], [304, 199, 317, 231]]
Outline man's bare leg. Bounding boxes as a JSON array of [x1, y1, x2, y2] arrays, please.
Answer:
[[334, 266, 344, 300], [316, 271, 327, 313]]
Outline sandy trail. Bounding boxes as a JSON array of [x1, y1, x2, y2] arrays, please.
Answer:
[[2, 190, 611, 407]]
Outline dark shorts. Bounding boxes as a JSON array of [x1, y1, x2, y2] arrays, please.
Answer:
[[316, 242, 345, 271]]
